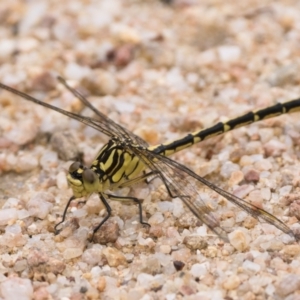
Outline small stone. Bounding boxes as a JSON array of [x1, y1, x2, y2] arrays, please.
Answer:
[[82, 70, 119, 96], [149, 225, 164, 238], [289, 200, 300, 220], [85, 194, 104, 215], [0, 208, 18, 226], [47, 258, 66, 275], [13, 259, 28, 273], [56, 171, 69, 190], [16, 152, 39, 172], [97, 276, 106, 292], [223, 275, 241, 290], [30, 71, 56, 92], [228, 170, 244, 186], [282, 245, 300, 257], [217, 45, 241, 62], [51, 131, 81, 161], [63, 248, 83, 260], [244, 169, 260, 182], [183, 235, 208, 250], [173, 261, 185, 271], [39, 150, 58, 169], [171, 248, 191, 263], [102, 247, 127, 267], [268, 64, 299, 87], [0, 39, 16, 59], [148, 212, 164, 225], [5, 120, 38, 146], [0, 277, 33, 300], [139, 256, 161, 275], [137, 273, 154, 288], [160, 245, 171, 254], [33, 286, 51, 300], [175, 213, 201, 228], [276, 274, 300, 297], [27, 249, 49, 268], [92, 220, 120, 244], [190, 262, 210, 278], [229, 228, 250, 251], [204, 246, 218, 258], [242, 260, 261, 273], [64, 62, 91, 81], [132, 126, 160, 145], [279, 185, 293, 196], [82, 248, 104, 267], [233, 185, 254, 199], [264, 140, 286, 157], [220, 162, 240, 179], [243, 216, 257, 230], [27, 192, 54, 219], [254, 159, 272, 171]]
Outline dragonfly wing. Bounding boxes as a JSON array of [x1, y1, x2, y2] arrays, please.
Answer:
[[128, 146, 295, 241]]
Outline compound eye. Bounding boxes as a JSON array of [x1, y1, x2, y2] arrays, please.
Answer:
[[82, 169, 98, 184], [69, 162, 81, 173]]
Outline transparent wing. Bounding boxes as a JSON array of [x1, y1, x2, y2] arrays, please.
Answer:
[[128, 146, 295, 241], [0, 79, 149, 148], [57, 77, 149, 147]]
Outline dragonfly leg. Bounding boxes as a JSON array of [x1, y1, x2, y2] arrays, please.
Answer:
[[90, 193, 112, 242], [106, 193, 150, 228], [54, 195, 76, 234]]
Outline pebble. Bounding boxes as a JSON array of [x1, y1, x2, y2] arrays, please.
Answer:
[[244, 169, 260, 182], [5, 120, 38, 146], [81, 247, 104, 267], [63, 248, 83, 260], [282, 245, 300, 257], [190, 262, 210, 278], [0, 208, 18, 226], [242, 260, 261, 273], [264, 140, 286, 157], [56, 171, 69, 190], [50, 131, 81, 161], [183, 235, 208, 250], [223, 275, 241, 290], [217, 45, 241, 62], [289, 200, 300, 220], [160, 245, 171, 254], [138, 255, 161, 275], [148, 212, 164, 225], [173, 261, 185, 271], [27, 192, 54, 219], [220, 161, 240, 179], [92, 220, 120, 244], [39, 150, 58, 170], [0, 278, 33, 300], [228, 170, 244, 186], [64, 62, 91, 81], [149, 224, 164, 238], [81, 70, 119, 95], [102, 247, 127, 267], [97, 276, 106, 293], [229, 229, 251, 251], [233, 185, 254, 199], [16, 152, 39, 172], [171, 248, 191, 264], [0, 39, 16, 59], [276, 274, 300, 297]]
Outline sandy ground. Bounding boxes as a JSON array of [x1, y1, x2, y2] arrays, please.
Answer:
[[1, 0, 300, 299]]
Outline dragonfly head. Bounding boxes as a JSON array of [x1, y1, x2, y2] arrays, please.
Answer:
[[67, 162, 100, 198]]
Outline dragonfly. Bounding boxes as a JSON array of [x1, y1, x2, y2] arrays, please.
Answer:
[[0, 77, 299, 242]]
